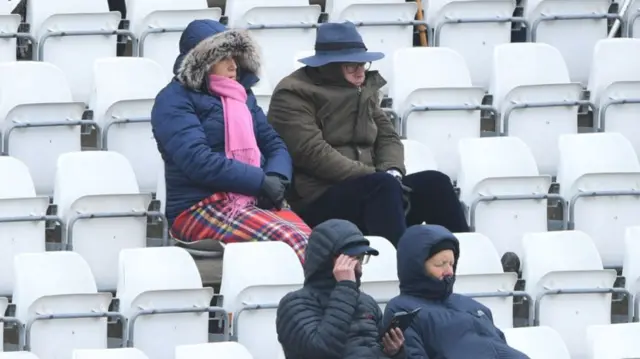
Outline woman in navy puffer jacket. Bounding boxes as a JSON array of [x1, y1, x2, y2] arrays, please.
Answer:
[[384, 225, 530, 359], [151, 20, 309, 262]]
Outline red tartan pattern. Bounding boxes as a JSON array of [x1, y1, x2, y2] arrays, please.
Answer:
[[171, 192, 309, 263]]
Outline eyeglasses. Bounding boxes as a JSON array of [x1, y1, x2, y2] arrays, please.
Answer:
[[355, 254, 371, 265], [343, 62, 372, 74]]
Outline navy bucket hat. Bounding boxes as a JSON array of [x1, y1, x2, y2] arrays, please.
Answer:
[[298, 21, 385, 67]]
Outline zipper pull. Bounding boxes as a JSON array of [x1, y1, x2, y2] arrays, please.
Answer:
[[357, 86, 362, 94]]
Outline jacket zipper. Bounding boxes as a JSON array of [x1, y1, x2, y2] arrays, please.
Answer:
[[353, 86, 362, 160]]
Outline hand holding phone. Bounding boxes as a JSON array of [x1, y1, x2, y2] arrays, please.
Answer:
[[383, 307, 421, 334]]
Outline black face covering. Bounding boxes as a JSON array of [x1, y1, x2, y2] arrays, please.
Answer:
[[309, 63, 353, 87]]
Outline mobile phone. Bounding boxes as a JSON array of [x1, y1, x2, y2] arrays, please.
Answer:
[[383, 307, 421, 335]]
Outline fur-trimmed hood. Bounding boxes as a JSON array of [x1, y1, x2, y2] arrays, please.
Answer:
[[174, 20, 261, 91]]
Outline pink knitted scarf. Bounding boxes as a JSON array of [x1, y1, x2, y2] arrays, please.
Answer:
[[208, 74, 261, 219]]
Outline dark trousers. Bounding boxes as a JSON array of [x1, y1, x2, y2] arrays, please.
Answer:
[[300, 171, 470, 247]]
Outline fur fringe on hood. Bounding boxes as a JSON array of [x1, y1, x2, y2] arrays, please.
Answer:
[[177, 29, 261, 91]]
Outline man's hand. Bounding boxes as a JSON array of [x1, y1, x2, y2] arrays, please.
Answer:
[[382, 327, 405, 356], [333, 254, 358, 282]]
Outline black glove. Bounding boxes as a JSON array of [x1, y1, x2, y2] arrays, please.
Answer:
[[258, 174, 286, 210]]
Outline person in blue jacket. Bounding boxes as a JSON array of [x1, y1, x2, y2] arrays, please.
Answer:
[[151, 20, 310, 263], [384, 225, 530, 359]]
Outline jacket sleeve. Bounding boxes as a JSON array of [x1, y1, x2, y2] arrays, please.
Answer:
[[151, 85, 265, 195], [276, 281, 360, 359], [249, 93, 293, 180], [372, 97, 406, 174], [404, 327, 430, 359], [485, 307, 507, 342], [268, 88, 376, 182]]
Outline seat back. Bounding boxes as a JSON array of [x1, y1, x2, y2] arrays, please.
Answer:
[[455, 232, 517, 329], [0, 296, 7, 351], [91, 57, 167, 193], [623, 226, 640, 294], [13, 252, 110, 359], [175, 342, 253, 359], [427, 0, 515, 88], [558, 132, 640, 266], [27, 0, 120, 102], [588, 39, 640, 158], [391, 47, 482, 180], [503, 326, 570, 359], [117, 247, 212, 359], [401, 139, 438, 175], [226, 0, 321, 88], [524, 0, 610, 85], [54, 151, 149, 291], [360, 236, 399, 309], [220, 241, 304, 359], [458, 137, 549, 257], [0, 14, 21, 62], [587, 323, 640, 359], [0, 62, 83, 196], [490, 43, 579, 175], [127, 0, 222, 76], [0, 157, 47, 296], [73, 348, 149, 359], [522, 231, 615, 358]]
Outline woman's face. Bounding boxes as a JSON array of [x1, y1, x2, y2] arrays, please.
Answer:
[[341, 62, 370, 87], [210, 57, 238, 79], [424, 249, 455, 280]]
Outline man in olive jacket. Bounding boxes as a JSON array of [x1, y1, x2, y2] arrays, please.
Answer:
[[276, 219, 405, 359], [268, 22, 469, 246]]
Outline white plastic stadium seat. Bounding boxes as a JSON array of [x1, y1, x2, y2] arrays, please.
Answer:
[[360, 236, 399, 310], [0, 0, 22, 14], [557, 132, 640, 267], [53, 152, 151, 291], [524, 0, 610, 85], [522, 231, 616, 358], [90, 57, 168, 193], [391, 47, 483, 181], [490, 43, 581, 176], [116, 247, 213, 359], [13, 252, 112, 359], [253, 76, 273, 115], [225, 0, 321, 88], [427, 0, 516, 88], [0, 157, 47, 297], [73, 348, 149, 359], [503, 326, 570, 359], [175, 342, 253, 359], [0, 14, 21, 62], [293, 50, 314, 72], [454, 233, 517, 329], [588, 39, 640, 157], [327, 0, 417, 94], [0, 353, 41, 359], [401, 139, 438, 175], [220, 241, 304, 359], [0, 296, 7, 351], [0, 62, 85, 195], [587, 323, 640, 359], [458, 137, 551, 259], [127, 0, 222, 76], [27, 0, 120, 103], [623, 227, 640, 306]]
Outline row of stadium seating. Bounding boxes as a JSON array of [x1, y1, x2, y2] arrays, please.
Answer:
[[0, 0, 638, 98], [0, 220, 640, 359]]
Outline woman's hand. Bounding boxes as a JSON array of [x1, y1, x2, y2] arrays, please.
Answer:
[[382, 328, 405, 356], [258, 174, 286, 210]]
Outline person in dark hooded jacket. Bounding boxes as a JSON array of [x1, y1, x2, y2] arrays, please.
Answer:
[[384, 225, 530, 359], [276, 219, 406, 359], [151, 20, 310, 262]]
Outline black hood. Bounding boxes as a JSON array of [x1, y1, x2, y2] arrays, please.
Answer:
[[304, 219, 372, 291]]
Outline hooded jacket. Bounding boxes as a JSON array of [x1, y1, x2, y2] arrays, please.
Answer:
[[276, 219, 405, 359], [384, 225, 530, 359], [151, 20, 292, 225], [267, 65, 405, 212]]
